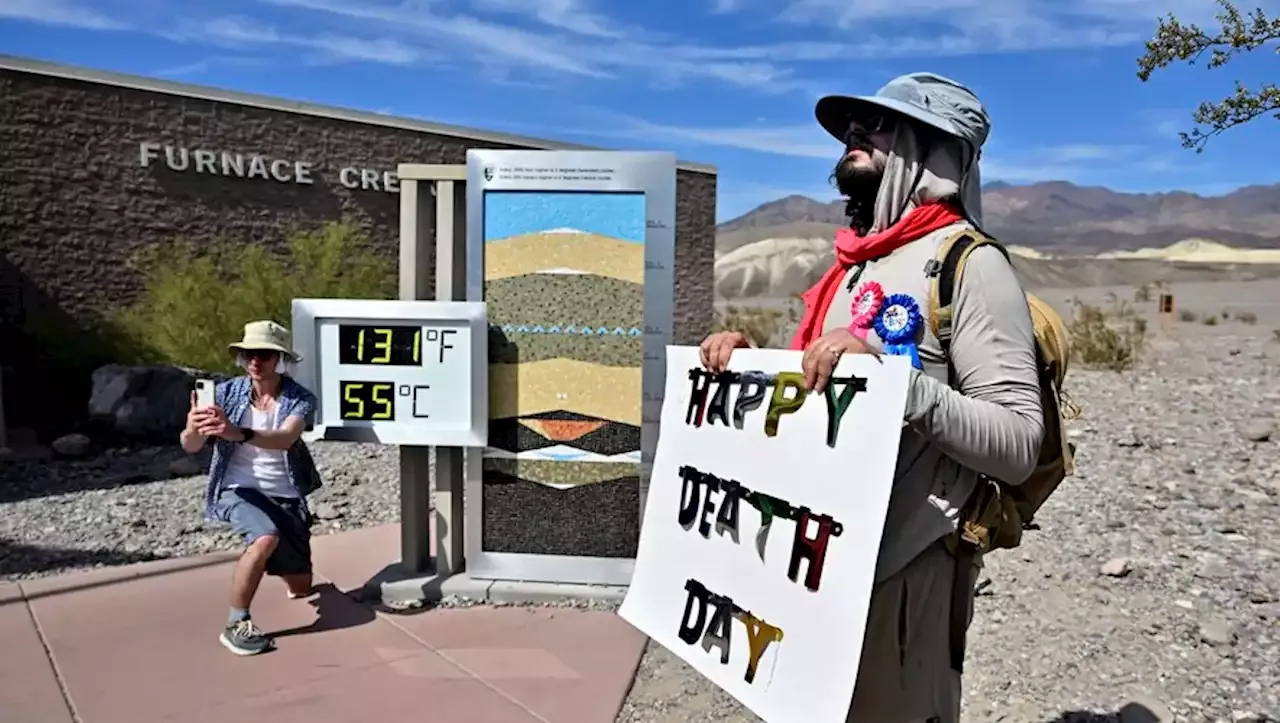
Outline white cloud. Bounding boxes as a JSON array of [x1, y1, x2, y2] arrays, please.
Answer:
[[585, 113, 1176, 188], [590, 114, 838, 158], [709, 0, 743, 13], [470, 0, 628, 39], [0, 0, 127, 29], [168, 16, 427, 66]]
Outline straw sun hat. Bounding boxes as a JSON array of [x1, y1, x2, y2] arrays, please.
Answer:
[[228, 320, 302, 363]]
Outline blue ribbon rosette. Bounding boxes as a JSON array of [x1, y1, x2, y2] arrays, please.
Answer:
[[873, 293, 924, 370]]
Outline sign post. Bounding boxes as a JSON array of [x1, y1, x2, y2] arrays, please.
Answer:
[[291, 165, 485, 582], [1159, 292, 1175, 333], [463, 150, 676, 587]]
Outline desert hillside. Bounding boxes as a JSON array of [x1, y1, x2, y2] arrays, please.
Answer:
[[715, 235, 1280, 299], [717, 181, 1280, 256]]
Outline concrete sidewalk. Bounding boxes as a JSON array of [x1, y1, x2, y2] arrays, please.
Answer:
[[0, 525, 646, 723]]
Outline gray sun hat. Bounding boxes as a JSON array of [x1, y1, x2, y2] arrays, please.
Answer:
[[815, 72, 990, 155]]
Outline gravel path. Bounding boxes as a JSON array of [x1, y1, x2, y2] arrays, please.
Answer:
[[0, 441, 403, 581], [2, 323, 1277, 723]]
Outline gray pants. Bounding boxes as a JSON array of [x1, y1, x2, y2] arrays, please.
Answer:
[[846, 541, 980, 723]]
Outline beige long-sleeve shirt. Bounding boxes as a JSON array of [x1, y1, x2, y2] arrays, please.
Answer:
[[821, 222, 1045, 582]]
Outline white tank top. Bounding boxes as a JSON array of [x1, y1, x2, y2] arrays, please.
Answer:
[[223, 404, 295, 498]]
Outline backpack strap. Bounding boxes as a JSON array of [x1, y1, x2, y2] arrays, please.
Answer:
[[927, 228, 1013, 674], [926, 228, 1010, 363]]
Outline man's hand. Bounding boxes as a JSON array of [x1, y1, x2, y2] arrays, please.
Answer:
[[700, 331, 751, 373], [196, 405, 241, 441], [800, 328, 878, 394]]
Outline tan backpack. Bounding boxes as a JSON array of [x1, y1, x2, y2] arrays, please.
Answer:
[[926, 229, 1079, 555]]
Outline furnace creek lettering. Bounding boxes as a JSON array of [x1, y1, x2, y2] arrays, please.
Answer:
[[138, 142, 400, 193]]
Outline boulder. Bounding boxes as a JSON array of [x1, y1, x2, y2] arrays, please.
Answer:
[[51, 433, 92, 457], [88, 364, 230, 441]]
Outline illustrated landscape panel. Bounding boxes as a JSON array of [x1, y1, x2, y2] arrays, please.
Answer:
[[482, 190, 645, 557]]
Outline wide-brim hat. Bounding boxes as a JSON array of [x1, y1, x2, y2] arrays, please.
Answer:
[[815, 72, 990, 155], [228, 320, 302, 363]]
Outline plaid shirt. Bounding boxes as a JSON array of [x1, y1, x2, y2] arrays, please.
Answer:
[[203, 375, 323, 521]]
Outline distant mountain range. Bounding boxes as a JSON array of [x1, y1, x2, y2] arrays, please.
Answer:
[[716, 181, 1280, 255]]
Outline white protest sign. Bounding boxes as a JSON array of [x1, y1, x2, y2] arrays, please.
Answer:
[[619, 346, 913, 723]]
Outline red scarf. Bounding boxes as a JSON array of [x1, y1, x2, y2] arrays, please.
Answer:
[[789, 202, 965, 351]]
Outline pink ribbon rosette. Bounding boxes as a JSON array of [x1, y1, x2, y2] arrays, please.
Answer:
[[848, 281, 885, 340]]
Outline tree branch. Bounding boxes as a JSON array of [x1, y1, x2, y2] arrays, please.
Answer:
[[1135, 0, 1280, 150]]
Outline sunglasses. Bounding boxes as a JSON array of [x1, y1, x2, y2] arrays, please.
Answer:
[[843, 115, 891, 147], [242, 349, 280, 361]]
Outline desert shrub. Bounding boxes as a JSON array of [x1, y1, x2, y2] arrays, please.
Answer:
[[1273, 328, 1280, 342], [1202, 314, 1219, 326], [112, 221, 394, 373], [1178, 309, 1197, 322], [712, 306, 787, 348], [1068, 297, 1147, 371], [1234, 310, 1258, 325], [1133, 283, 1152, 303], [1221, 309, 1231, 320]]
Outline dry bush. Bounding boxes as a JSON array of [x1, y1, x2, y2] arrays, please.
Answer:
[[1178, 309, 1198, 322], [113, 221, 394, 373], [1133, 283, 1153, 303], [712, 303, 802, 348], [1202, 314, 1219, 326], [1234, 310, 1258, 325], [1068, 297, 1147, 371]]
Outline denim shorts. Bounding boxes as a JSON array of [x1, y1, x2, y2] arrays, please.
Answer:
[[217, 487, 313, 577]]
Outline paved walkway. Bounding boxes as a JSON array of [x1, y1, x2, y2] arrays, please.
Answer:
[[0, 525, 647, 723]]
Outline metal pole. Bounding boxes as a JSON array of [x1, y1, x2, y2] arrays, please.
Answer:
[[433, 178, 467, 576], [0, 368, 7, 450], [397, 176, 435, 574]]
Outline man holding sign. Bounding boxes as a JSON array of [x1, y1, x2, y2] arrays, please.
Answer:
[[701, 73, 1046, 722]]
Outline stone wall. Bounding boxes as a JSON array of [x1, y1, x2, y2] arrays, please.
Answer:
[[0, 66, 716, 434]]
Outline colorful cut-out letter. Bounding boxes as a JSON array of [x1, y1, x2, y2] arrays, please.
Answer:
[[702, 595, 735, 665], [764, 372, 806, 437], [738, 612, 784, 684], [733, 372, 768, 429], [686, 369, 712, 427], [678, 579, 710, 645], [677, 465, 703, 530], [696, 471, 722, 538], [824, 374, 868, 447], [705, 372, 737, 427], [715, 478, 743, 537], [787, 507, 844, 592]]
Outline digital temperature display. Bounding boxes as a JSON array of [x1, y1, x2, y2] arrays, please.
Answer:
[[338, 381, 433, 421], [292, 298, 487, 448], [338, 325, 422, 366]]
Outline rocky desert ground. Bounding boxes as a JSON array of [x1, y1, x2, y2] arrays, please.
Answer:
[[2, 275, 1278, 723]]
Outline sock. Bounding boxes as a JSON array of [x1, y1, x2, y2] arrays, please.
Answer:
[[228, 608, 250, 625]]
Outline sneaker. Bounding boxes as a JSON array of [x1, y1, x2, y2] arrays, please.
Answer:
[[219, 619, 274, 656]]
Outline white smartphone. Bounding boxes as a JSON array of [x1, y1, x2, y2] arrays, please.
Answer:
[[195, 379, 216, 409]]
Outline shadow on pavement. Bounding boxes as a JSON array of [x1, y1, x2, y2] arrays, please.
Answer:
[[0, 537, 169, 580], [271, 583, 377, 639], [1044, 702, 1168, 723]]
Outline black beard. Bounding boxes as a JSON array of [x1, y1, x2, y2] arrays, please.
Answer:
[[832, 154, 882, 200], [832, 154, 881, 235]]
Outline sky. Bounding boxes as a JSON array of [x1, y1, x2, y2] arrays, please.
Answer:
[[1, 0, 1277, 221], [484, 191, 646, 241]]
